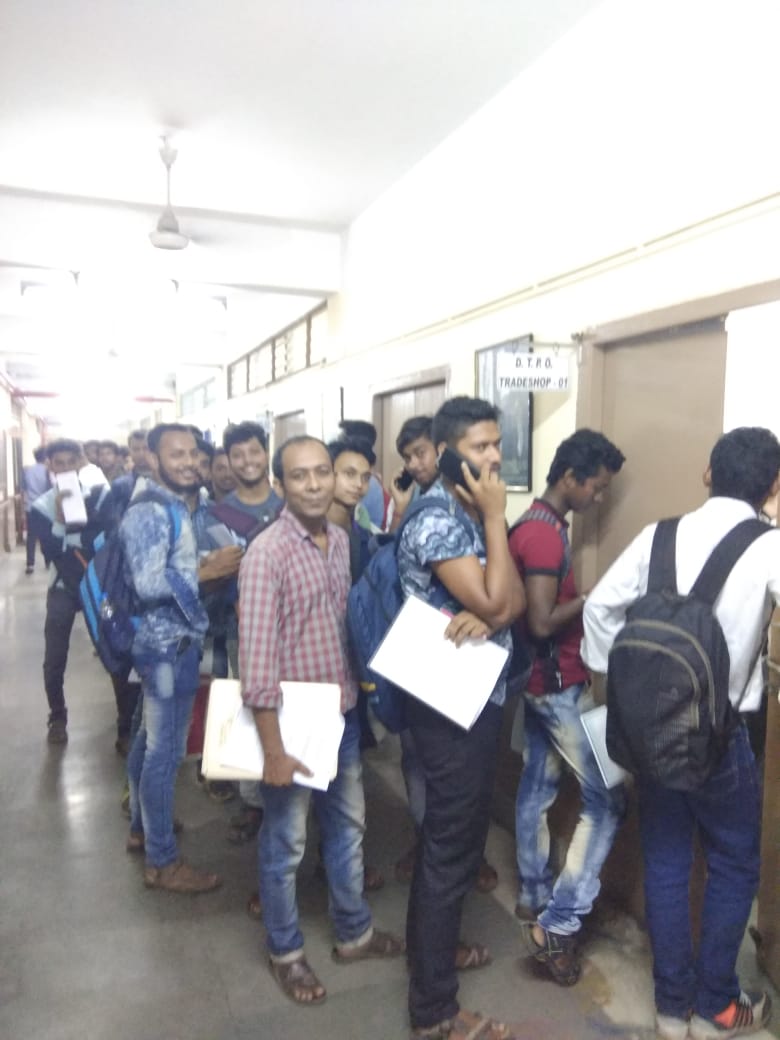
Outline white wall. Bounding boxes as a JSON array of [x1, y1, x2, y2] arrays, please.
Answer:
[[208, 0, 780, 518], [724, 302, 780, 436]]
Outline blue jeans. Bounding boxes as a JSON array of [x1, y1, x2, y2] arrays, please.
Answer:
[[127, 640, 200, 868], [258, 708, 372, 957], [515, 683, 625, 934], [638, 722, 760, 1020]]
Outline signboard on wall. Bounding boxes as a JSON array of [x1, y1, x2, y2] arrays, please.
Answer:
[[496, 347, 571, 393]]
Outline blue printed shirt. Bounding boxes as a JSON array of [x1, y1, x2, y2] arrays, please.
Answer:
[[120, 477, 208, 656], [396, 478, 512, 706]]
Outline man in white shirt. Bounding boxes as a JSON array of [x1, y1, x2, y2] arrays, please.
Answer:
[[582, 426, 780, 1040]]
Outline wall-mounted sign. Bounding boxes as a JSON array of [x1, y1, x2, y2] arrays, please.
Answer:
[[496, 347, 572, 393]]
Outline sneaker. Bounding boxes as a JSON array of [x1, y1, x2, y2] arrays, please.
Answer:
[[25, 566, 34, 575], [656, 1011, 692, 1040], [520, 921, 581, 986], [690, 991, 772, 1039], [143, 860, 222, 894], [47, 719, 68, 744]]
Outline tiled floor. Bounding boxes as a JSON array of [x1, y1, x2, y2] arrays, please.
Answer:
[[0, 546, 776, 1040]]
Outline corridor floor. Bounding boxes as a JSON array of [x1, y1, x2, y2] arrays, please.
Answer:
[[0, 547, 776, 1040]]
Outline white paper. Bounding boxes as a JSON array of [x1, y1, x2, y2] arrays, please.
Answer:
[[54, 471, 87, 525], [368, 594, 509, 730], [78, 463, 109, 490], [206, 523, 239, 548], [203, 678, 345, 791], [580, 704, 629, 789]]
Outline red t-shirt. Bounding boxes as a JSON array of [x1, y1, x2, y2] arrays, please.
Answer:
[[508, 500, 587, 696]]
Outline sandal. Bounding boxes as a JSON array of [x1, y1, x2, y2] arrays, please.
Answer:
[[246, 891, 262, 920], [455, 941, 492, 972], [474, 859, 498, 894], [331, 928, 405, 963], [268, 955, 327, 1006], [412, 1008, 517, 1039], [227, 806, 263, 845]]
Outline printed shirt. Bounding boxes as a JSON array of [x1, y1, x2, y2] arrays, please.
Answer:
[[238, 506, 358, 712], [396, 478, 513, 707], [582, 496, 780, 713], [508, 498, 587, 695], [120, 477, 208, 655]]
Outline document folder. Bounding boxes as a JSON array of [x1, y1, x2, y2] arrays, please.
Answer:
[[201, 678, 344, 791], [368, 595, 509, 730]]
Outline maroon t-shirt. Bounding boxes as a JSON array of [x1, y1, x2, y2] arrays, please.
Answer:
[[508, 499, 587, 696]]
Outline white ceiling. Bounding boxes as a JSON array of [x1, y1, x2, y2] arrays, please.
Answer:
[[0, 0, 602, 432]]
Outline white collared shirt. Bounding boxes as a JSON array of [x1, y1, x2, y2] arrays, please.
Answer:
[[582, 497, 780, 712]]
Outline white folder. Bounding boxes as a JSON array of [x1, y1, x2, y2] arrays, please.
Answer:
[[201, 678, 345, 792], [368, 594, 510, 730], [579, 704, 629, 789]]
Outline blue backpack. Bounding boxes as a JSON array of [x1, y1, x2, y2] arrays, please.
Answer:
[[347, 495, 468, 733], [80, 489, 181, 675]]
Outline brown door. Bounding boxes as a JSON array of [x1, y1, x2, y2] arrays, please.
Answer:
[[577, 318, 727, 586], [273, 409, 306, 451], [376, 382, 446, 486]]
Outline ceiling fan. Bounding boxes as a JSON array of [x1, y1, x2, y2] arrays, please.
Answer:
[[149, 136, 189, 250]]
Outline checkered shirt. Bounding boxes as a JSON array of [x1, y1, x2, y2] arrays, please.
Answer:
[[238, 506, 358, 712]]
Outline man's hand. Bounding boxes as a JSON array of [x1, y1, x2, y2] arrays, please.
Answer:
[[389, 466, 415, 514], [444, 609, 492, 646], [198, 545, 243, 582], [456, 463, 507, 521], [262, 749, 314, 786]]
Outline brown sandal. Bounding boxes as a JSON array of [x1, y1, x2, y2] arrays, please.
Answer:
[[412, 1008, 516, 1039], [331, 927, 405, 963], [454, 941, 492, 971], [268, 955, 327, 1005]]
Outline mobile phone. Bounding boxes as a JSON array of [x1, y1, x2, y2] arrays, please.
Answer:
[[395, 469, 415, 492], [437, 447, 482, 488]]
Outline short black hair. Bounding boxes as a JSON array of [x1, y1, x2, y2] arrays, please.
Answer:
[[223, 421, 268, 455], [709, 427, 780, 506], [432, 397, 501, 449], [339, 419, 377, 448], [98, 440, 120, 454], [272, 435, 330, 482], [396, 416, 433, 455], [328, 436, 376, 468], [128, 429, 147, 445], [33, 446, 47, 463], [46, 439, 81, 461], [196, 437, 215, 462], [546, 429, 625, 486], [147, 423, 196, 456], [83, 439, 99, 451], [212, 446, 227, 461]]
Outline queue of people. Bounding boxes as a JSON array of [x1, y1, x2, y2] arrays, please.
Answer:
[[26, 405, 777, 1040]]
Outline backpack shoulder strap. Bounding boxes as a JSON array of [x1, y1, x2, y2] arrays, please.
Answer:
[[509, 503, 570, 583], [690, 518, 771, 604], [647, 517, 680, 594]]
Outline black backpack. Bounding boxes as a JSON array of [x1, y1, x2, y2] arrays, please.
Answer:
[[606, 516, 770, 791]]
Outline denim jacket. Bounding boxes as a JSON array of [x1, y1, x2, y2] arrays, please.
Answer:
[[120, 477, 208, 657]]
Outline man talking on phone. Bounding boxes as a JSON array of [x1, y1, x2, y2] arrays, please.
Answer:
[[396, 396, 526, 1040]]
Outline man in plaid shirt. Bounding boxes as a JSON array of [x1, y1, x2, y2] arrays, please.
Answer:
[[238, 435, 403, 1006]]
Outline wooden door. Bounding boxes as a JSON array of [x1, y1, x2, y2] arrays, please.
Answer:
[[376, 382, 446, 486], [578, 318, 727, 587]]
